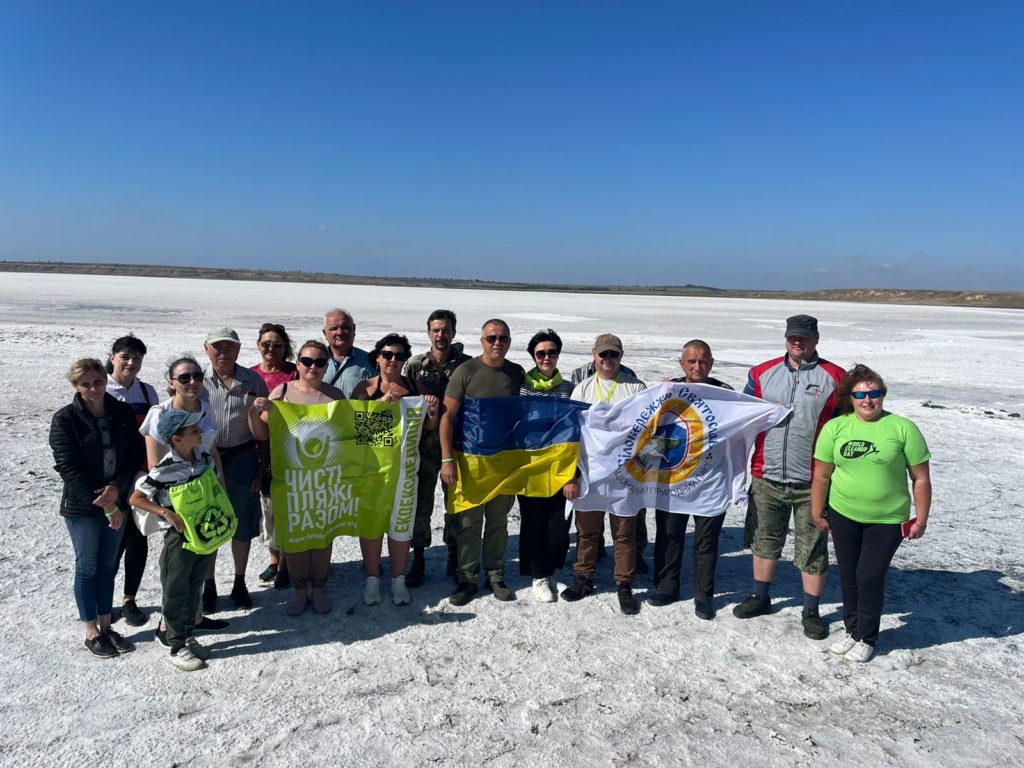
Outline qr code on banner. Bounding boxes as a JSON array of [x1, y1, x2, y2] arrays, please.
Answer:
[[355, 410, 395, 447]]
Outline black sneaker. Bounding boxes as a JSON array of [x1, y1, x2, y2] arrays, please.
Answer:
[[617, 583, 640, 615], [105, 628, 136, 653], [121, 599, 147, 627], [406, 548, 426, 589], [273, 570, 290, 590], [154, 626, 170, 649], [647, 592, 677, 607], [485, 580, 516, 602], [84, 634, 117, 659], [560, 576, 594, 602], [802, 611, 828, 640], [202, 582, 218, 614], [694, 601, 715, 621], [258, 564, 278, 583], [230, 581, 253, 610], [195, 617, 230, 632], [732, 592, 772, 619], [449, 581, 479, 606]]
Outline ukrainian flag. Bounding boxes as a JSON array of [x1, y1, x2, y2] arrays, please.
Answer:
[[447, 396, 589, 514]]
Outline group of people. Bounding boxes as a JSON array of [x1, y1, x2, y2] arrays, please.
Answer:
[[50, 308, 931, 670]]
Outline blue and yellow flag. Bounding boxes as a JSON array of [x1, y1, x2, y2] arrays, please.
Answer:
[[447, 396, 589, 514]]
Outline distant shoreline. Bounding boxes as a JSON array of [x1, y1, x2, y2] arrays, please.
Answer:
[[4, 260, 1023, 309]]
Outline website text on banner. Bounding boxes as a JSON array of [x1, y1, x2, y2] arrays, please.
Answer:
[[269, 398, 425, 552], [577, 382, 792, 517], [447, 395, 590, 514]]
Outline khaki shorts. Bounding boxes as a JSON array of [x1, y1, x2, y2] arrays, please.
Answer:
[[259, 494, 277, 550], [743, 476, 828, 575]]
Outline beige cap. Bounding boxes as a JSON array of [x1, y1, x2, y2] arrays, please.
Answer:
[[593, 333, 623, 354]]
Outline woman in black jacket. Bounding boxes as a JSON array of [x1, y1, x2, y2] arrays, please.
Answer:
[[49, 358, 145, 658]]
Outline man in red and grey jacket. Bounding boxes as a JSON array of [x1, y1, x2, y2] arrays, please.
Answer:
[[733, 314, 845, 640]]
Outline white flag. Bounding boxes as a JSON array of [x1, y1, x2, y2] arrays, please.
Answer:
[[575, 382, 791, 517]]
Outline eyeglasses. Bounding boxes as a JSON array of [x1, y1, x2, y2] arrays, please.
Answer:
[[483, 335, 511, 344], [174, 372, 205, 384], [260, 341, 284, 350], [851, 390, 884, 400], [534, 350, 559, 359], [379, 350, 411, 362], [298, 356, 329, 369], [598, 350, 621, 360]]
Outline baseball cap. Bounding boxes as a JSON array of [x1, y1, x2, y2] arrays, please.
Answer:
[[205, 327, 241, 345], [157, 409, 204, 442], [593, 333, 623, 354], [785, 314, 818, 337]]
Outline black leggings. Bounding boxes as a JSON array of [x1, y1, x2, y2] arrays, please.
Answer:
[[116, 509, 148, 598], [828, 508, 903, 646]]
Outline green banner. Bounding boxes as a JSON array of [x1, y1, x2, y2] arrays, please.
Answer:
[[269, 398, 425, 553]]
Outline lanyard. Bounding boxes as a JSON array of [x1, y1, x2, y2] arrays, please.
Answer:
[[594, 376, 618, 403]]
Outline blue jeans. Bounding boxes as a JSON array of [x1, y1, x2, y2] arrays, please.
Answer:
[[65, 516, 124, 622]]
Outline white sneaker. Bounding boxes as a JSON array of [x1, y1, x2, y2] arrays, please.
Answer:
[[532, 577, 557, 603], [830, 634, 858, 656], [391, 575, 411, 606], [363, 576, 382, 606], [168, 646, 206, 672], [185, 636, 211, 661], [845, 640, 875, 663]]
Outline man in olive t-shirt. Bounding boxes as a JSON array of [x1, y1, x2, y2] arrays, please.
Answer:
[[440, 318, 525, 606]]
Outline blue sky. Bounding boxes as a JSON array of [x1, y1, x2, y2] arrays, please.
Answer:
[[1, 1, 1021, 290]]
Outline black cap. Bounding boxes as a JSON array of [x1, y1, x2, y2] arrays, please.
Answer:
[[785, 314, 818, 337]]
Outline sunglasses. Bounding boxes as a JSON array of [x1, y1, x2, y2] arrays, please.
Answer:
[[534, 350, 559, 359], [175, 372, 205, 384], [379, 350, 411, 362], [851, 390, 885, 400], [483, 335, 511, 344], [298, 356, 329, 369], [260, 341, 284, 350], [598, 350, 621, 360]]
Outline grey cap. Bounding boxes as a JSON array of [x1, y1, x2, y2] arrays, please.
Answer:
[[593, 333, 623, 354], [205, 326, 240, 345], [785, 314, 818, 337], [157, 409, 204, 442]]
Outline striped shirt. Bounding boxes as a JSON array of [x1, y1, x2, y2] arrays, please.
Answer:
[[202, 365, 269, 449]]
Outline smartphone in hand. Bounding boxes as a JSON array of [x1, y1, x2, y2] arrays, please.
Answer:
[[901, 517, 917, 538]]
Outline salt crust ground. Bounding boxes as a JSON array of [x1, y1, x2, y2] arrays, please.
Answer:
[[1, 274, 1021, 767]]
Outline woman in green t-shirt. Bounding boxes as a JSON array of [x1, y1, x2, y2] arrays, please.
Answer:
[[811, 364, 931, 663]]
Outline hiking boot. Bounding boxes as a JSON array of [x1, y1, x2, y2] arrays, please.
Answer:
[[830, 633, 858, 656], [486, 580, 516, 602], [230, 581, 253, 610], [732, 592, 771, 619], [845, 640, 875, 663], [532, 577, 557, 603], [406, 548, 426, 589], [168, 646, 206, 672], [694, 601, 715, 621], [802, 611, 828, 640], [121, 599, 147, 627], [185, 636, 211, 661], [105, 628, 135, 653], [363, 576, 382, 606], [560, 576, 595, 602], [154, 625, 171, 649], [449, 581, 479, 606], [273, 570, 291, 590], [195, 616, 230, 632], [202, 581, 218, 614], [617, 583, 640, 615], [647, 592, 677, 608], [391, 576, 411, 606], [84, 634, 117, 659], [258, 564, 278, 583]]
